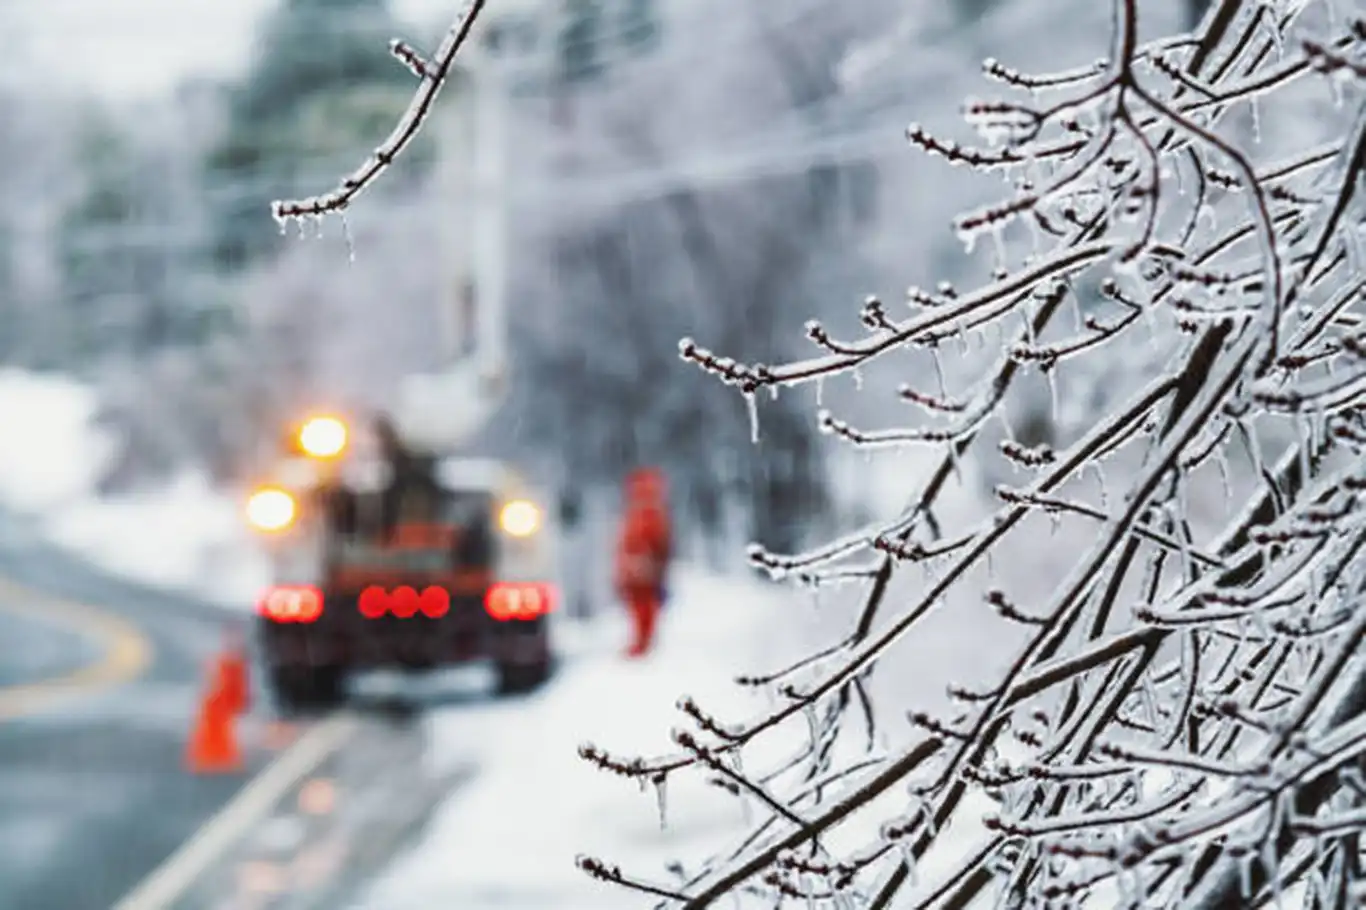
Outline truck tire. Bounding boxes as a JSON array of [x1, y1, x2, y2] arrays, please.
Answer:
[[268, 665, 313, 716], [269, 665, 346, 715], [495, 659, 550, 696], [310, 665, 347, 709]]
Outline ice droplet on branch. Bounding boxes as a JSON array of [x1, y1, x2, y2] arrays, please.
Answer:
[[653, 776, 669, 830], [340, 212, 357, 264]]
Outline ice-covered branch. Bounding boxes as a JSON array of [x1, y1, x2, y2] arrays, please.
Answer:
[[580, 0, 1366, 905], [269, 0, 487, 223]]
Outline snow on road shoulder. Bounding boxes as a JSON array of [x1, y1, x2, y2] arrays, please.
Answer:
[[352, 567, 816, 910], [0, 368, 268, 607]]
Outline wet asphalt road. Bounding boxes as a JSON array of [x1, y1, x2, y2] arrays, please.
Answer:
[[0, 516, 271, 910]]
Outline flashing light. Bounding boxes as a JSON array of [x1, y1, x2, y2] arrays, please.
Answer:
[[498, 499, 541, 537], [299, 415, 348, 459], [247, 487, 297, 532], [259, 585, 323, 622]]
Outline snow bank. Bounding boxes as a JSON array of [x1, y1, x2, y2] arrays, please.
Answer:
[[0, 368, 117, 514], [0, 368, 269, 607]]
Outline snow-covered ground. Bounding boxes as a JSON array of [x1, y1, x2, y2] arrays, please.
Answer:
[[0, 367, 271, 607], [348, 567, 845, 910]]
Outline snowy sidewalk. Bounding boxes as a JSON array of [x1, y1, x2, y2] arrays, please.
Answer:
[[348, 567, 811, 910]]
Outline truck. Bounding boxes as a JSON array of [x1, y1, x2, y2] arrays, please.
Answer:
[[244, 403, 558, 713]]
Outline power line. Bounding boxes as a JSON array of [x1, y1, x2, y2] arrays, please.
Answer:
[[43, 114, 917, 254]]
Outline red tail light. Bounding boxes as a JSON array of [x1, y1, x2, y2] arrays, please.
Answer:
[[359, 585, 388, 619], [420, 586, 450, 618], [357, 585, 451, 619], [259, 585, 323, 623], [390, 586, 420, 618], [485, 582, 555, 621]]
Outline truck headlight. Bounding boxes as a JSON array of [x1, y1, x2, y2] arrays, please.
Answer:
[[498, 499, 540, 537], [247, 486, 297, 532], [298, 415, 348, 459]]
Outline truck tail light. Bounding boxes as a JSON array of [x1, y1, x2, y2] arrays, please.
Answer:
[[358, 585, 451, 619], [486, 582, 554, 621], [259, 585, 323, 623]]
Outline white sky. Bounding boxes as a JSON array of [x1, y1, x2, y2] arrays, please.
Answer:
[[12, 0, 454, 99]]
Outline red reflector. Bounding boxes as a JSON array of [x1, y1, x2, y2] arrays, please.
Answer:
[[389, 586, 419, 619], [485, 583, 555, 621], [420, 586, 450, 618], [358, 585, 388, 619], [259, 585, 323, 623]]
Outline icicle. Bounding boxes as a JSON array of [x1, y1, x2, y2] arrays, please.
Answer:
[[803, 702, 820, 751], [340, 211, 357, 264], [275, 210, 289, 236], [1092, 461, 1110, 511], [746, 392, 760, 444], [1215, 446, 1232, 509], [654, 776, 669, 830], [990, 224, 1007, 274], [852, 368, 864, 391], [1328, 69, 1345, 109], [1249, 97, 1262, 145], [931, 349, 948, 398], [1025, 207, 1044, 255], [1044, 367, 1059, 424], [958, 225, 979, 256], [1142, 296, 1159, 340], [946, 437, 963, 484], [1298, 437, 1310, 498], [997, 407, 1017, 444], [815, 377, 825, 408], [1174, 156, 1186, 196]]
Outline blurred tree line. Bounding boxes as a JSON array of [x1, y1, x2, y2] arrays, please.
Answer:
[[0, 0, 1064, 561]]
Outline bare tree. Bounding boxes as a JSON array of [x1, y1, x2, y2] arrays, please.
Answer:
[[571, 2, 1366, 906], [276, 0, 1365, 905]]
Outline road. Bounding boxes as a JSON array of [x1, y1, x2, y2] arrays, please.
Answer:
[[0, 515, 273, 910]]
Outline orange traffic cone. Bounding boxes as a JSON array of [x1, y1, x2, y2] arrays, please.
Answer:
[[217, 636, 250, 718], [187, 673, 244, 774]]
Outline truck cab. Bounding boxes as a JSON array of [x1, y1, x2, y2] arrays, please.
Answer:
[[246, 413, 556, 712]]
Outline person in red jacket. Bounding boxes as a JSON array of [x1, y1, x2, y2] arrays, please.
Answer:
[[615, 468, 672, 658]]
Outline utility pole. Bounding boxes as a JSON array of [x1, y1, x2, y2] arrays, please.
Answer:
[[471, 43, 510, 395], [403, 11, 530, 453]]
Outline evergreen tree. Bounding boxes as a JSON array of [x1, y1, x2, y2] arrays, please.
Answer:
[[618, 0, 660, 55], [54, 112, 184, 368], [557, 0, 607, 85], [203, 0, 431, 272]]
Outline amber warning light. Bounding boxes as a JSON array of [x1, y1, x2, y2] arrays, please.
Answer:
[[246, 487, 296, 532], [298, 415, 348, 459]]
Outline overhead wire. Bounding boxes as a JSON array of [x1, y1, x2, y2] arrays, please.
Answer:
[[41, 0, 936, 253]]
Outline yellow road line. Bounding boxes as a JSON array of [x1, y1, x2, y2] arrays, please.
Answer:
[[0, 576, 153, 721]]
